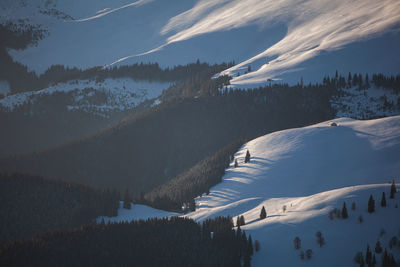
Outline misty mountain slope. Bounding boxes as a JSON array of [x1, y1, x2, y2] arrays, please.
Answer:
[[104, 116, 400, 266], [1, 0, 399, 85]]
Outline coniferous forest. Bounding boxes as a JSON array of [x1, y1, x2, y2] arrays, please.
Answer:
[[0, 216, 252, 267], [0, 173, 119, 242]]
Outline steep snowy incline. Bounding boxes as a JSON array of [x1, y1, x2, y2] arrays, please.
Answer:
[[98, 116, 400, 265], [186, 115, 400, 266], [2, 0, 399, 85], [190, 116, 400, 220]]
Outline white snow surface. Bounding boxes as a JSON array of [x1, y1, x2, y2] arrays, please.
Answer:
[[104, 116, 400, 265], [0, 78, 170, 114], [97, 202, 178, 223], [2, 0, 399, 85], [0, 81, 10, 96]]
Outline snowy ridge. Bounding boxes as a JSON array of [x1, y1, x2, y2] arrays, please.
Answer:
[[1, 0, 399, 85], [0, 78, 170, 115], [104, 116, 400, 266]]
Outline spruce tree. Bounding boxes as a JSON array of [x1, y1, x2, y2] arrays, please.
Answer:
[[316, 231, 325, 247], [390, 180, 396, 199], [239, 215, 245, 226], [244, 150, 251, 163], [342, 202, 348, 219], [360, 257, 365, 267], [294, 236, 301, 250], [260, 206, 267, 219], [123, 189, 131, 209], [368, 195, 375, 213], [381, 192, 386, 207], [248, 234, 254, 255], [366, 244, 372, 264], [374, 241, 382, 254]]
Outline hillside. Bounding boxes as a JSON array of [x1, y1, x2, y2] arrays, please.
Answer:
[[191, 115, 400, 266], [1, 0, 399, 86], [104, 116, 400, 266], [0, 84, 333, 195]]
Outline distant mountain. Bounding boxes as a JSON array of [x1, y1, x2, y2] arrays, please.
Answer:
[[1, 0, 399, 87]]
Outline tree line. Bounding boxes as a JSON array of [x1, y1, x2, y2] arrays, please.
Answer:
[[0, 172, 119, 242], [0, 216, 253, 267]]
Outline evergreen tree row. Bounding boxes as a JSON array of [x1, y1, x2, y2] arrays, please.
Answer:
[[0, 216, 251, 267], [0, 173, 119, 242]]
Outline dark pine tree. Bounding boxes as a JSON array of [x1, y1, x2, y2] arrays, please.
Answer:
[[248, 234, 254, 256], [375, 241, 382, 254], [342, 202, 348, 219], [260, 206, 267, 220], [368, 195, 375, 213], [360, 256, 365, 267], [189, 198, 196, 211], [381, 192, 386, 207], [239, 215, 245, 226], [390, 180, 396, 199], [366, 244, 372, 264], [294, 236, 301, 250], [123, 189, 131, 209], [316, 231, 325, 247], [254, 240, 260, 252], [244, 150, 251, 163]]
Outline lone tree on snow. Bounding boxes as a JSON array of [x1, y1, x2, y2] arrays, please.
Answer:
[[244, 150, 251, 163], [254, 240, 260, 252], [293, 237, 301, 250], [381, 192, 387, 207], [305, 249, 313, 259], [236, 215, 245, 226], [390, 180, 396, 199], [342, 202, 348, 219], [316, 231, 325, 247], [260, 206, 267, 219], [368, 195, 375, 213]]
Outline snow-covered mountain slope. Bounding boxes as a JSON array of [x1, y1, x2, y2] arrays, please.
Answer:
[[0, 78, 170, 115], [2, 0, 399, 86], [103, 116, 400, 265], [332, 86, 400, 120]]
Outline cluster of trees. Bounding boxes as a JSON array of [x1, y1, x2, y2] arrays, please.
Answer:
[[293, 232, 325, 260], [143, 140, 243, 211], [355, 240, 399, 267], [0, 22, 45, 94], [0, 173, 119, 242], [0, 80, 335, 210], [0, 216, 252, 267], [321, 71, 400, 92], [329, 181, 397, 222]]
